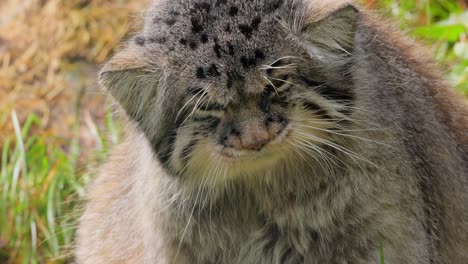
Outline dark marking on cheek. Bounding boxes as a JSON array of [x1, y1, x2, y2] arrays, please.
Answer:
[[181, 139, 198, 163], [229, 6, 239, 16], [157, 109, 187, 167], [299, 76, 325, 87], [338, 107, 353, 117], [196, 67, 206, 79], [303, 102, 332, 119], [135, 36, 146, 46], [188, 86, 204, 95], [201, 102, 225, 111], [193, 116, 213, 122], [220, 134, 230, 147], [191, 17, 204, 33], [200, 33, 209, 43], [208, 118, 221, 130], [264, 85, 276, 95], [300, 76, 354, 102], [220, 125, 240, 147], [277, 115, 288, 125], [318, 87, 354, 102], [180, 38, 188, 45], [169, 11, 180, 16], [157, 130, 177, 165]]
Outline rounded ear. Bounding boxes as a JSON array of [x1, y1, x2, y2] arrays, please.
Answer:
[[301, 4, 359, 66], [99, 43, 159, 121]]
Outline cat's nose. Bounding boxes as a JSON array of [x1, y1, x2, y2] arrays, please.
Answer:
[[240, 128, 270, 151]]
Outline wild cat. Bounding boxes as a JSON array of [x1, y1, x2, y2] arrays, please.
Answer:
[[75, 0, 468, 263]]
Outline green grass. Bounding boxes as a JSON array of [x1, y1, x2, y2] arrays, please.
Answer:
[[380, 241, 385, 264], [376, 0, 468, 94], [0, 1, 466, 263], [0, 111, 121, 263]]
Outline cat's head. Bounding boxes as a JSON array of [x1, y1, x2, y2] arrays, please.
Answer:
[[100, 0, 359, 183]]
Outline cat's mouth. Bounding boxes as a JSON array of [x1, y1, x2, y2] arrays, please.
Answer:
[[218, 126, 293, 162]]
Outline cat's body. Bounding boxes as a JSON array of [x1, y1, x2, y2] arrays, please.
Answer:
[[76, 0, 468, 263]]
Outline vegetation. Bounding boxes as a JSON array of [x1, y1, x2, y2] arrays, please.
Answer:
[[0, 0, 466, 263], [370, 0, 468, 94]]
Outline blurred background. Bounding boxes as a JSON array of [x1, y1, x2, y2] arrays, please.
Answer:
[[0, 0, 467, 263]]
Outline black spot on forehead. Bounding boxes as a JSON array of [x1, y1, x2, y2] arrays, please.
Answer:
[[216, 0, 227, 6], [196, 67, 206, 79], [193, 2, 211, 12], [213, 39, 223, 58], [191, 17, 204, 33], [240, 50, 266, 69], [252, 17, 262, 30], [227, 42, 235, 55], [238, 17, 263, 39], [266, 0, 285, 13], [229, 6, 239, 16], [238, 24, 253, 39], [146, 0, 293, 88], [200, 33, 209, 43], [189, 40, 198, 50], [207, 64, 221, 77]]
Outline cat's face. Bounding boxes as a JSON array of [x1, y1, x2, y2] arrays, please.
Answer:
[[100, 0, 358, 182]]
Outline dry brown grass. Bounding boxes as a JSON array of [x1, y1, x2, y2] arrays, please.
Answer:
[[0, 0, 146, 151]]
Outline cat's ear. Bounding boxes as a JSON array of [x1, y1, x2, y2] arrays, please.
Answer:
[[301, 4, 359, 66], [99, 42, 159, 120]]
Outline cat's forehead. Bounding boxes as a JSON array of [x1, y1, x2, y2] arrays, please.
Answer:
[[140, 0, 298, 89]]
